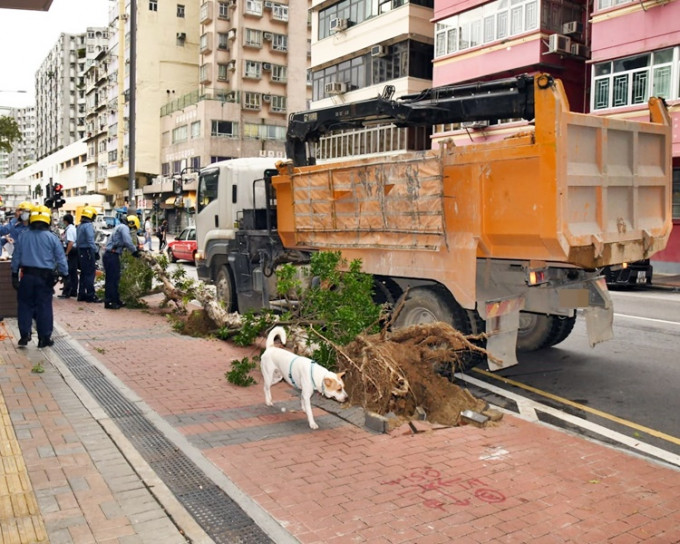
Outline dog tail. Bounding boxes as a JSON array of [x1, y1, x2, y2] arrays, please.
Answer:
[[266, 326, 287, 348]]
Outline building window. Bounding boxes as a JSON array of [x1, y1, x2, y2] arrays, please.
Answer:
[[190, 156, 201, 170], [271, 3, 288, 21], [211, 120, 237, 137], [218, 1, 230, 18], [149, 0, 158, 11], [596, 0, 633, 10], [177, 4, 185, 17], [435, 0, 538, 58], [191, 121, 201, 139], [245, 28, 263, 47], [271, 33, 287, 52], [244, 123, 287, 140], [246, 0, 263, 15], [218, 32, 229, 49], [217, 63, 229, 81], [243, 92, 262, 110], [592, 47, 677, 110], [673, 168, 680, 219], [270, 95, 286, 113], [172, 125, 188, 144], [244, 60, 262, 79], [271, 64, 287, 82]]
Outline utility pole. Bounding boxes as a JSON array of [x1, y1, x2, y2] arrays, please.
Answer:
[[128, 0, 137, 212]]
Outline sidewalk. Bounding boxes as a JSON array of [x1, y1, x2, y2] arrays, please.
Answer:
[[1, 292, 679, 543]]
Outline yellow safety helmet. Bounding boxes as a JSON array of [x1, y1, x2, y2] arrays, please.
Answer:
[[81, 206, 97, 220], [127, 215, 140, 230], [30, 205, 51, 226], [17, 201, 33, 212]]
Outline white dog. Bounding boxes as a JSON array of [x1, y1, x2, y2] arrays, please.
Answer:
[[261, 326, 348, 429]]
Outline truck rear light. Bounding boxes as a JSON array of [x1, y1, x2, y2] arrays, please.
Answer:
[[528, 269, 548, 286]]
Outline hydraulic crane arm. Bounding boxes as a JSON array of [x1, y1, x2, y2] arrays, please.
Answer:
[[285, 73, 538, 166]]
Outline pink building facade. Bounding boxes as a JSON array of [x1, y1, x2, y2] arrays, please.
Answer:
[[432, 0, 680, 272]]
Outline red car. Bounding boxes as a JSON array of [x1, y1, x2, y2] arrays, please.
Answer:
[[166, 227, 197, 263]]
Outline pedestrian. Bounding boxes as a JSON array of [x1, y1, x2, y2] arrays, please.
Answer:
[[59, 213, 79, 298], [0, 201, 32, 256], [157, 219, 168, 251], [144, 216, 153, 251], [11, 205, 68, 348], [76, 206, 102, 303], [102, 215, 140, 310]]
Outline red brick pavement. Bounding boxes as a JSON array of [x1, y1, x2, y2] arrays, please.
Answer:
[[52, 296, 680, 543]]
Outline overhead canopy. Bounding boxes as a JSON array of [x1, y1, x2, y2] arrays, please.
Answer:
[[60, 194, 107, 213]]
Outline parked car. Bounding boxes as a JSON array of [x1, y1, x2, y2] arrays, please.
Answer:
[[166, 227, 197, 263], [602, 259, 653, 287]]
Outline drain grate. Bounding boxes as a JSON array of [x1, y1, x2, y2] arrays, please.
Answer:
[[52, 339, 275, 544]]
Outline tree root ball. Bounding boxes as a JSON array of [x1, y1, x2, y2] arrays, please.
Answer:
[[338, 322, 489, 426]]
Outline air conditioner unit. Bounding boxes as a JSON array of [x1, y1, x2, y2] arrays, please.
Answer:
[[461, 120, 489, 129], [227, 29, 236, 39], [262, 94, 271, 102], [176, 32, 186, 40], [325, 81, 346, 95], [262, 62, 272, 71], [562, 21, 583, 36], [330, 17, 349, 32], [225, 90, 237, 101], [570, 43, 590, 58], [263, 32, 273, 41], [371, 44, 388, 57], [227, 60, 236, 70], [548, 34, 571, 54], [228, 0, 237, 6], [264, 1, 273, 8]]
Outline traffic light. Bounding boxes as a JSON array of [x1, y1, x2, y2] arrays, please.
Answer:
[[53, 183, 65, 209], [44, 182, 54, 208]]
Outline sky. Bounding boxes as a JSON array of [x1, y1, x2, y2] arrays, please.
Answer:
[[0, 0, 109, 109]]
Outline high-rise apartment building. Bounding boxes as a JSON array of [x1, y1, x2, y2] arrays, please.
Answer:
[[158, 0, 312, 176], [35, 29, 108, 160], [105, 0, 200, 206], [304, 0, 435, 160], [1, 106, 37, 176]]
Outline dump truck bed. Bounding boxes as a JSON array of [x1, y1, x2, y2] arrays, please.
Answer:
[[272, 77, 671, 307]]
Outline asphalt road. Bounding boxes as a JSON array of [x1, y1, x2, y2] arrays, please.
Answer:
[[470, 288, 680, 460]]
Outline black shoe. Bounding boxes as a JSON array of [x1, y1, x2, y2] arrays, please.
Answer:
[[58, 294, 70, 299], [87, 297, 103, 303], [117, 301, 126, 308], [18, 335, 31, 347], [38, 337, 54, 348], [105, 302, 121, 310], [77, 296, 87, 301]]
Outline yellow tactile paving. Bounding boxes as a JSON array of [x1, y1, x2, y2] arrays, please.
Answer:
[[0, 386, 48, 543]]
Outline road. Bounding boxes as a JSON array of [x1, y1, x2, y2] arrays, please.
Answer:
[[465, 288, 680, 462]]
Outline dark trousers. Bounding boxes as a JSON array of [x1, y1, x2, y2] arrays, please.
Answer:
[[63, 251, 79, 296], [102, 251, 122, 304], [78, 248, 96, 300], [17, 271, 54, 339]]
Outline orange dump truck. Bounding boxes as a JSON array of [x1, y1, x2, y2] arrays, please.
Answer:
[[196, 74, 672, 369]]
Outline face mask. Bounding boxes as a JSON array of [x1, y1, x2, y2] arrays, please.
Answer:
[[20, 212, 30, 222]]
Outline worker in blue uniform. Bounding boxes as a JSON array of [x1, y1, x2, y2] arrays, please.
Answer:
[[102, 215, 140, 309], [76, 206, 101, 302], [0, 201, 32, 254], [11, 205, 68, 348]]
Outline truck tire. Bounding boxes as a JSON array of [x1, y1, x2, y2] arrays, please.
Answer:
[[392, 287, 481, 373], [215, 266, 236, 312], [545, 315, 576, 348], [516, 312, 576, 351]]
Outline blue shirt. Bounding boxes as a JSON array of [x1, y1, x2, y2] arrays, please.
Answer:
[[11, 228, 68, 275], [105, 224, 137, 254], [0, 218, 28, 247], [76, 221, 97, 251]]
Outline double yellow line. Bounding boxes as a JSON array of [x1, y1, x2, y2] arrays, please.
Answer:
[[472, 368, 680, 447]]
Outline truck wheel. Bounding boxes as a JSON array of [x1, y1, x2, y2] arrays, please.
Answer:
[[516, 312, 554, 352], [216, 266, 236, 312], [392, 287, 480, 373], [545, 315, 576, 348]]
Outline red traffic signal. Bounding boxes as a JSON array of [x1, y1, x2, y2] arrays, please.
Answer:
[[54, 183, 64, 193]]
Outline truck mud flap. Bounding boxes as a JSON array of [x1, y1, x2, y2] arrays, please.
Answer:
[[582, 277, 614, 347], [479, 297, 524, 371]]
